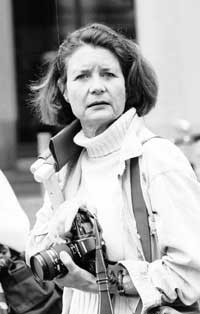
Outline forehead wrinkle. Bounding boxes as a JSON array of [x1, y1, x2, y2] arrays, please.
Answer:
[[70, 63, 119, 75], [67, 46, 121, 75], [68, 63, 92, 76]]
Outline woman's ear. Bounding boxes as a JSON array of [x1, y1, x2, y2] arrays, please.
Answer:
[[63, 89, 69, 103], [57, 78, 69, 102]]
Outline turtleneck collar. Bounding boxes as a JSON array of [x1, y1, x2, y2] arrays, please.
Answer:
[[73, 108, 137, 158]]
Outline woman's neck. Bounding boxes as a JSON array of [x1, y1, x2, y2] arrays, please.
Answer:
[[80, 119, 115, 138], [74, 108, 137, 158]]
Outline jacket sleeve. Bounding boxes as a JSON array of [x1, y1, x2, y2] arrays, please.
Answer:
[[25, 192, 74, 314], [25, 192, 54, 263], [25, 165, 69, 263], [149, 169, 200, 302], [121, 142, 200, 313]]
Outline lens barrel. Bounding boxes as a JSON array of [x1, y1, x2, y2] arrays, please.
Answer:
[[30, 243, 69, 281]]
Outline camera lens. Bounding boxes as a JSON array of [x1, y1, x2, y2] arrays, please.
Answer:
[[30, 244, 69, 281]]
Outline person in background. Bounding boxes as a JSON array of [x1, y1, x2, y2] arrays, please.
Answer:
[[26, 23, 200, 314], [0, 170, 63, 314], [0, 170, 30, 255], [0, 284, 8, 314], [0, 170, 30, 314]]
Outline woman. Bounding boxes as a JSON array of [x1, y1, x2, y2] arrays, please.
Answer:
[[26, 23, 200, 314]]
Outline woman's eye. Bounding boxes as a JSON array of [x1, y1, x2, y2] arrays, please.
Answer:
[[102, 72, 115, 78], [75, 73, 89, 80]]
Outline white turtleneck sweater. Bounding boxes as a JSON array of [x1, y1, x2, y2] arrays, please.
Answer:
[[74, 109, 136, 262], [69, 109, 141, 314]]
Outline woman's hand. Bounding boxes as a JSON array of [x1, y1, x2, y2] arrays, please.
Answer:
[[47, 196, 97, 244], [55, 251, 98, 293]]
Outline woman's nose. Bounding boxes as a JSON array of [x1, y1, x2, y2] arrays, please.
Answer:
[[89, 77, 106, 95]]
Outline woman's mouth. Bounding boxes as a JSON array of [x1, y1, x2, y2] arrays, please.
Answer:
[[87, 101, 110, 108]]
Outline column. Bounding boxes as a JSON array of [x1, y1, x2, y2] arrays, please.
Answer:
[[135, 0, 200, 139], [0, 0, 17, 168]]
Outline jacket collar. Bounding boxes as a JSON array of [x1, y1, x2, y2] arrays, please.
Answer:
[[49, 119, 82, 171], [120, 113, 156, 160], [117, 113, 156, 175], [49, 112, 156, 172]]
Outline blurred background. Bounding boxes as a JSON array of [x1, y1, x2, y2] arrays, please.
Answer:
[[1, 0, 200, 227]]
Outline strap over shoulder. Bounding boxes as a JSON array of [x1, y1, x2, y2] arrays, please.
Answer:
[[130, 135, 162, 263], [130, 157, 152, 262]]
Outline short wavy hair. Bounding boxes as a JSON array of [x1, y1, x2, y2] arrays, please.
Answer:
[[31, 23, 158, 126]]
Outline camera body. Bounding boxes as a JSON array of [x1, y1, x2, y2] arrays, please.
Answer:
[[30, 209, 105, 281]]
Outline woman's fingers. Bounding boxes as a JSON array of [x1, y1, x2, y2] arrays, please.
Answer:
[[58, 250, 98, 292], [47, 197, 84, 241], [60, 251, 77, 272], [48, 191, 98, 243]]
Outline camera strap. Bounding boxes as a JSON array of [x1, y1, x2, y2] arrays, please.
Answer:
[[130, 156, 152, 314], [130, 157, 152, 263], [92, 154, 154, 314], [93, 218, 114, 314], [130, 137, 161, 314]]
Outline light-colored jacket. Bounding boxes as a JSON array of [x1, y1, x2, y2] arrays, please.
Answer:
[[26, 114, 200, 314]]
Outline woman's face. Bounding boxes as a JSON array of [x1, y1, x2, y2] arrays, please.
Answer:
[[64, 45, 126, 137]]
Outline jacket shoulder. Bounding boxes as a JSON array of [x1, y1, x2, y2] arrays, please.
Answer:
[[141, 137, 194, 179]]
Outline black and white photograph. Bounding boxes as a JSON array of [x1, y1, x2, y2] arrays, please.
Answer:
[[1, 1, 200, 314]]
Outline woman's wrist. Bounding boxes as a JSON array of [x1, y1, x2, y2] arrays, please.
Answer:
[[117, 269, 136, 296], [117, 269, 125, 295], [108, 263, 137, 296], [122, 273, 137, 295]]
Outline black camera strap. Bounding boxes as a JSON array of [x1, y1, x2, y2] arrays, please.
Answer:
[[93, 218, 114, 314], [93, 156, 152, 314], [130, 157, 152, 263], [130, 156, 152, 314]]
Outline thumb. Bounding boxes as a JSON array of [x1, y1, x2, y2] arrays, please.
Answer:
[[60, 251, 76, 272]]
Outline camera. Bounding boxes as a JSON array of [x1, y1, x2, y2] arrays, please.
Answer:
[[30, 209, 106, 281]]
